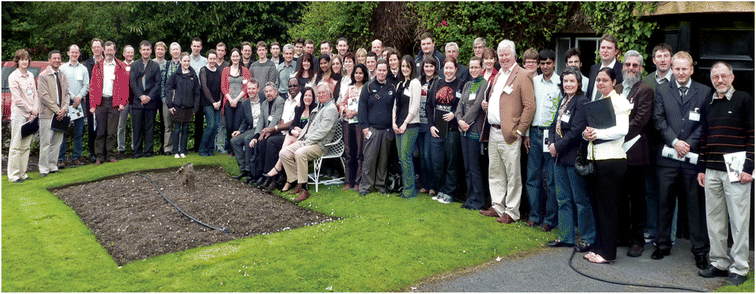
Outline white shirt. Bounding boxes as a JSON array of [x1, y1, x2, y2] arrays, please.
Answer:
[[250, 99, 261, 129], [102, 59, 116, 97], [487, 63, 516, 125], [591, 58, 617, 101], [531, 73, 561, 128], [655, 70, 673, 84], [281, 92, 301, 125], [587, 90, 631, 160]]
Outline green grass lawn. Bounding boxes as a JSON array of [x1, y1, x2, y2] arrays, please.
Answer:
[[2, 154, 554, 292], [2, 154, 752, 292]]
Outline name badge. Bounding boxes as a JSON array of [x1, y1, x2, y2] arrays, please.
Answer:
[[542, 134, 550, 152], [628, 103, 634, 109], [560, 113, 571, 123], [503, 85, 513, 95], [126, 66, 131, 72], [469, 93, 476, 101], [76, 74, 83, 81], [268, 115, 273, 122], [456, 91, 462, 98], [689, 109, 700, 121], [243, 79, 248, 84]]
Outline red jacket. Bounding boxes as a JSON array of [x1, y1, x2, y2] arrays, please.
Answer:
[[89, 57, 130, 109]]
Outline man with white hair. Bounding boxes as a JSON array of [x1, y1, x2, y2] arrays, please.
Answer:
[[445, 42, 470, 83], [479, 40, 536, 224], [615, 50, 655, 258]]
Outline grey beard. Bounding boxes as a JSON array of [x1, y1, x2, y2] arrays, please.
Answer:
[[623, 72, 640, 86]]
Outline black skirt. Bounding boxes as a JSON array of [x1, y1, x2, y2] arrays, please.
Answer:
[[172, 107, 194, 123]]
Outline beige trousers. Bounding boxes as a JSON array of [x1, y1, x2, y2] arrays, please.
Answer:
[[38, 118, 64, 174], [7, 117, 33, 182], [705, 168, 752, 276], [488, 127, 523, 220], [280, 141, 324, 184]]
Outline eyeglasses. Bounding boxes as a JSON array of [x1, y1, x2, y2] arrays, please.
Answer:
[[624, 63, 640, 68], [288, 84, 299, 88]]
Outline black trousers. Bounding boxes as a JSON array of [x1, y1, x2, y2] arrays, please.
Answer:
[[618, 165, 647, 247], [588, 159, 627, 261], [655, 165, 710, 255], [193, 106, 204, 152], [131, 108, 156, 157], [224, 104, 244, 153], [250, 132, 286, 178]]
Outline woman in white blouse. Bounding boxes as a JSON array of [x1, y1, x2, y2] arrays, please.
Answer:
[[582, 67, 631, 264]]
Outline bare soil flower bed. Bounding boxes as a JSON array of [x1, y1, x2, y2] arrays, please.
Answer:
[[51, 165, 334, 265]]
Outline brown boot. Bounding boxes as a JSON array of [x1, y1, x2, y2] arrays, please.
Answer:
[[289, 183, 302, 194], [294, 190, 310, 202]]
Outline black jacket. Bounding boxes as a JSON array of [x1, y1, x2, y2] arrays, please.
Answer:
[[548, 94, 589, 166], [129, 58, 163, 109], [165, 67, 200, 113]]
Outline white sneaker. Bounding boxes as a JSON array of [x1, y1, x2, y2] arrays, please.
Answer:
[[438, 194, 453, 204], [180, 153, 187, 158], [431, 195, 439, 201], [174, 154, 180, 159]]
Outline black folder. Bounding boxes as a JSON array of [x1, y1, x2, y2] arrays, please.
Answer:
[[434, 110, 450, 139], [583, 98, 615, 129], [21, 117, 39, 138], [51, 116, 71, 132]]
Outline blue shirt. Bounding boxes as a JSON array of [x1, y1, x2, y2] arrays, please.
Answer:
[[531, 73, 560, 128], [59, 61, 89, 100]]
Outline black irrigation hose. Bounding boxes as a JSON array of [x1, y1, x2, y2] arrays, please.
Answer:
[[567, 248, 705, 292], [136, 172, 229, 233]]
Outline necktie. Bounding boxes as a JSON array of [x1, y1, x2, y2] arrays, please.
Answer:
[[659, 77, 668, 84], [679, 86, 688, 102], [54, 72, 62, 106]]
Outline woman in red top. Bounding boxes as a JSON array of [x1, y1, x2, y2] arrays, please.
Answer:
[[220, 48, 252, 155]]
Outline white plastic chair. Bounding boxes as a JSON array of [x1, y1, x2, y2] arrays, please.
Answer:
[[308, 122, 345, 192]]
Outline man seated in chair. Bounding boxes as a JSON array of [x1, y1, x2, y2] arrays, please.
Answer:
[[279, 82, 339, 202], [230, 80, 283, 184]]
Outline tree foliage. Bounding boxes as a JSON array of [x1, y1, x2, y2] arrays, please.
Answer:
[[408, 2, 576, 63], [2, 2, 305, 61], [287, 2, 378, 52], [582, 2, 658, 62]]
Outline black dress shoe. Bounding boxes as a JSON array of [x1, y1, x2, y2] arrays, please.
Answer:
[[698, 265, 728, 278], [651, 248, 671, 260], [232, 171, 249, 180], [547, 240, 574, 248], [576, 243, 592, 252], [726, 273, 748, 286], [254, 176, 267, 187], [695, 254, 709, 270], [627, 244, 644, 257]]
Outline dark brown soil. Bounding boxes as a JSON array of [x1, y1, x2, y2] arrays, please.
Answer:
[[51, 165, 335, 265]]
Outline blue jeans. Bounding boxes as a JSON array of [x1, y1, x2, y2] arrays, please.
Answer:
[[461, 132, 484, 209], [525, 127, 557, 226], [554, 163, 595, 244], [199, 106, 221, 156], [173, 122, 190, 155], [416, 124, 435, 191], [396, 127, 419, 198], [430, 130, 460, 197], [58, 117, 86, 161]]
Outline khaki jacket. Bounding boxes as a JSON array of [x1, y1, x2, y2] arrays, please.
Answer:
[[37, 66, 70, 119]]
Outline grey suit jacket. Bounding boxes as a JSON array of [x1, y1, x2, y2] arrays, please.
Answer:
[[258, 95, 284, 131], [652, 79, 711, 168], [299, 99, 339, 149]]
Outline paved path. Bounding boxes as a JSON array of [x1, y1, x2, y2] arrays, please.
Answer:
[[414, 239, 751, 292]]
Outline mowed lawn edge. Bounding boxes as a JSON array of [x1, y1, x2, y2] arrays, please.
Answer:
[[5, 154, 555, 291]]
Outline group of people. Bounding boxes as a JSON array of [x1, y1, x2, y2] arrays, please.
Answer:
[[6, 31, 752, 286]]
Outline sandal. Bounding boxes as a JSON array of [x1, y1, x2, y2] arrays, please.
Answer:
[[282, 182, 292, 192], [586, 252, 615, 264], [267, 167, 281, 177]]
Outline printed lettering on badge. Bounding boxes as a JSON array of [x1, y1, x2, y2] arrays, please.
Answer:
[[689, 108, 700, 122], [504, 85, 513, 95]]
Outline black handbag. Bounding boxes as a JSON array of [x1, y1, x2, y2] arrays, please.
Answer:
[[575, 141, 594, 176]]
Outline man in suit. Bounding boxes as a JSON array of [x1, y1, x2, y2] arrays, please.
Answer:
[[37, 50, 70, 176], [479, 39, 536, 224], [230, 80, 281, 183], [246, 82, 284, 182], [651, 51, 711, 270], [615, 50, 655, 257], [279, 83, 340, 202], [641, 42, 674, 245], [129, 40, 162, 159], [586, 34, 623, 101]]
